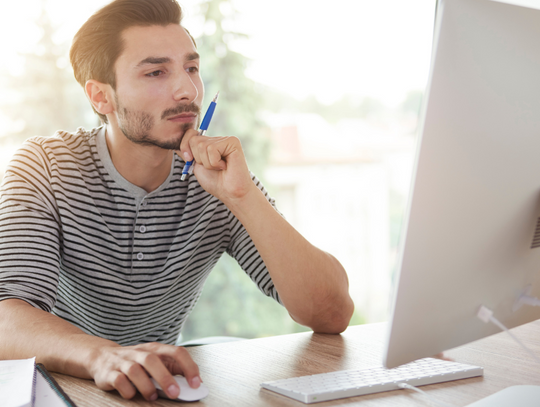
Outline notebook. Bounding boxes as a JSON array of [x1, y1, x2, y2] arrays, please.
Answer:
[[0, 358, 77, 407]]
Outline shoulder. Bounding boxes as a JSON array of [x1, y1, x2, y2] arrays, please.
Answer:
[[3, 127, 102, 185], [24, 126, 100, 155], [11, 127, 101, 167]]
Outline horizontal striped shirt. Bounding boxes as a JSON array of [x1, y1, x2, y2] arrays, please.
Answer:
[[0, 126, 281, 345]]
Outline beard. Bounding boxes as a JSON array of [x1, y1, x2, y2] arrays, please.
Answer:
[[115, 95, 201, 150]]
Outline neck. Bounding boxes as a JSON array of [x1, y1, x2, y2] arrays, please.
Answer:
[[105, 124, 174, 193]]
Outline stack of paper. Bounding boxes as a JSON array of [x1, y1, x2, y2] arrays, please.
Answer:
[[0, 358, 76, 407], [0, 357, 36, 407]]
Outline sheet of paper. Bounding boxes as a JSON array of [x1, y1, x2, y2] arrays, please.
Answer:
[[0, 357, 35, 407], [35, 368, 68, 407]]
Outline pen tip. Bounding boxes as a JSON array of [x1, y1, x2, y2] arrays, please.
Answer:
[[213, 91, 220, 102]]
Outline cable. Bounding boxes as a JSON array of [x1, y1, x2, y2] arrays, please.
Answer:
[[517, 294, 540, 307], [398, 303, 540, 407], [398, 382, 457, 407], [477, 305, 540, 366]]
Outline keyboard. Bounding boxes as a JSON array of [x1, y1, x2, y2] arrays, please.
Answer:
[[260, 357, 483, 404]]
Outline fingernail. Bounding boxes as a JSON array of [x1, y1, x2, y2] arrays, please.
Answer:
[[150, 393, 158, 401], [183, 152, 191, 161], [190, 376, 201, 388], [168, 384, 180, 398]]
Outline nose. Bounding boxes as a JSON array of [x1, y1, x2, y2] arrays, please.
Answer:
[[172, 70, 199, 103]]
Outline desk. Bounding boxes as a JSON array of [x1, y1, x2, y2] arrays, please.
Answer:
[[51, 320, 540, 406]]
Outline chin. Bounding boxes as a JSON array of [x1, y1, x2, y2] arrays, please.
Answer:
[[154, 124, 192, 150]]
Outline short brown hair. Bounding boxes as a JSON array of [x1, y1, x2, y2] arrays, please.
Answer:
[[70, 0, 183, 123]]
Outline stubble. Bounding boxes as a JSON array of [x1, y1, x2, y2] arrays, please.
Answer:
[[115, 95, 200, 150]]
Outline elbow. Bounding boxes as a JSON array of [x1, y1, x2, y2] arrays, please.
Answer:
[[313, 255, 354, 334], [312, 296, 355, 334], [286, 251, 355, 334], [289, 296, 354, 334]]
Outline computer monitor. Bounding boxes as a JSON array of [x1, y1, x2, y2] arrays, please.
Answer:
[[384, 0, 540, 369]]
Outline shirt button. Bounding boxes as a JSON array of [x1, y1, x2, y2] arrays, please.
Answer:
[[136, 252, 144, 261], [142, 200, 148, 207], [139, 225, 146, 233]]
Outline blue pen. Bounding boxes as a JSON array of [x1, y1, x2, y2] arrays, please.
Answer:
[[181, 91, 220, 181]]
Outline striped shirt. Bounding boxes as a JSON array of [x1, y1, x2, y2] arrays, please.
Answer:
[[0, 126, 281, 346]]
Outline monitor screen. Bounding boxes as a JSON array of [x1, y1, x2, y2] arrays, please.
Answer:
[[384, 0, 540, 369]]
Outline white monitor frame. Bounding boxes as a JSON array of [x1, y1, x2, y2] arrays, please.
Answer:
[[384, 0, 540, 369]]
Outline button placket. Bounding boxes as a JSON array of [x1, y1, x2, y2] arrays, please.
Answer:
[[133, 197, 149, 264]]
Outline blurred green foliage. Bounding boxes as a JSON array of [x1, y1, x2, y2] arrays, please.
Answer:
[[182, 255, 310, 340]]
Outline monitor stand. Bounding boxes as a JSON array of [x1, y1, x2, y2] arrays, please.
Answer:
[[466, 386, 540, 406]]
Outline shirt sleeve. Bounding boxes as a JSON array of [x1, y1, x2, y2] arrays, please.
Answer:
[[0, 140, 62, 312], [225, 173, 283, 305]]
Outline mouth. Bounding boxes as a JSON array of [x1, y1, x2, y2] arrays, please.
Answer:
[[167, 113, 197, 123]]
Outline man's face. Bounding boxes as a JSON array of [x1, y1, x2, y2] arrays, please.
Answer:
[[112, 24, 204, 150]]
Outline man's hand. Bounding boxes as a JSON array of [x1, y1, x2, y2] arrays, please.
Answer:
[[178, 129, 254, 203], [89, 342, 201, 401], [0, 299, 202, 402]]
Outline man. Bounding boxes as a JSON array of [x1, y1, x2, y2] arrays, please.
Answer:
[[0, 0, 354, 402]]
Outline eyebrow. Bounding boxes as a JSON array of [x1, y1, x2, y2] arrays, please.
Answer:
[[135, 52, 200, 68]]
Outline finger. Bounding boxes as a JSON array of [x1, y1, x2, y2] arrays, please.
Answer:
[[135, 351, 180, 399], [178, 128, 200, 162], [158, 346, 202, 389], [196, 139, 227, 171], [182, 134, 207, 166], [189, 136, 214, 168], [173, 347, 201, 389], [105, 370, 137, 400], [207, 141, 227, 170], [120, 360, 158, 401], [136, 343, 202, 389]]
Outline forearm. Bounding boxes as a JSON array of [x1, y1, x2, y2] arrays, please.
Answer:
[[225, 185, 354, 333], [0, 299, 117, 378]]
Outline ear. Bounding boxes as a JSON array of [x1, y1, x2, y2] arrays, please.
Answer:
[[85, 80, 115, 116]]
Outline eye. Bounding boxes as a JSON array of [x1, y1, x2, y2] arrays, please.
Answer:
[[146, 70, 164, 77], [187, 66, 199, 74]]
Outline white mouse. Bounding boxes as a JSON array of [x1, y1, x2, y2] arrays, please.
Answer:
[[151, 375, 209, 402]]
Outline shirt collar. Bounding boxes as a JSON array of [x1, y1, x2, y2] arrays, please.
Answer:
[[95, 125, 176, 200]]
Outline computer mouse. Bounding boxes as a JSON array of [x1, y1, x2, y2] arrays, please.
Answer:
[[151, 375, 209, 402]]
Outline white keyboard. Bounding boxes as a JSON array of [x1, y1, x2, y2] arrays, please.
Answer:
[[261, 358, 483, 404]]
